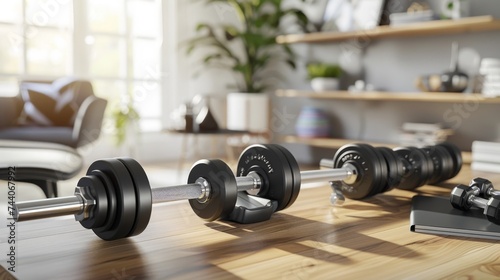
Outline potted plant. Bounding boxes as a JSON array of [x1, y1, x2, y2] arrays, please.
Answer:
[[187, 0, 311, 132], [307, 63, 342, 92], [111, 101, 140, 156]]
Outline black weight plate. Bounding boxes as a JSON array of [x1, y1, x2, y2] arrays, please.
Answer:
[[358, 144, 388, 197], [418, 147, 434, 185], [117, 158, 152, 238], [394, 147, 432, 190], [188, 159, 237, 221], [437, 142, 463, 178], [78, 175, 108, 229], [333, 144, 385, 199], [88, 159, 137, 240], [435, 145, 455, 182], [268, 144, 301, 210], [422, 146, 444, 185], [376, 147, 404, 193], [423, 145, 454, 185], [406, 147, 432, 189], [237, 144, 293, 211], [263, 144, 295, 211], [90, 170, 117, 233]]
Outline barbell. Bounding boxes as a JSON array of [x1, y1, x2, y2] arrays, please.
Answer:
[[14, 142, 462, 240]]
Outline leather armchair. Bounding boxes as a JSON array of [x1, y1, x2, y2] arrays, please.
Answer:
[[0, 79, 107, 148]]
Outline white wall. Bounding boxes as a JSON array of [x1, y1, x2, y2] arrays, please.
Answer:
[[86, 0, 500, 165], [83, 1, 240, 164], [276, 0, 500, 164]]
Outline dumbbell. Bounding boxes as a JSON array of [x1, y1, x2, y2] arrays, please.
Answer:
[[319, 142, 462, 200], [468, 177, 498, 199], [392, 142, 461, 190], [13, 144, 357, 240], [14, 142, 462, 240], [450, 184, 500, 224]]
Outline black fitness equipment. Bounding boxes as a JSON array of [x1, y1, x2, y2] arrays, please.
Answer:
[[450, 180, 500, 224], [14, 143, 462, 240], [320, 142, 462, 201], [467, 177, 500, 199]]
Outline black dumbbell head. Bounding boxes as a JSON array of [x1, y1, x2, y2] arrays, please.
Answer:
[[422, 145, 454, 185], [270, 144, 302, 209], [437, 142, 462, 178], [470, 177, 494, 198], [188, 159, 238, 221], [450, 184, 474, 211], [117, 158, 153, 238], [87, 159, 138, 241], [394, 147, 433, 190], [237, 144, 295, 211], [333, 143, 387, 199], [485, 195, 500, 224], [376, 147, 404, 192]]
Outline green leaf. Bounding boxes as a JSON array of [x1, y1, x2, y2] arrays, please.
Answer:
[[306, 63, 342, 79], [186, 0, 311, 92], [285, 59, 296, 69], [196, 23, 213, 34], [186, 44, 196, 55], [203, 53, 223, 63]]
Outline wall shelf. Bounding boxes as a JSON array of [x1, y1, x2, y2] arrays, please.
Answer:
[[275, 15, 499, 157], [275, 89, 500, 103], [276, 16, 500, 44]]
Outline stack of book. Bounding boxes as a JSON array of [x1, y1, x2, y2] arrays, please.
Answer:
[[471, 141, 500, 173], [399, 122, 453, 147]]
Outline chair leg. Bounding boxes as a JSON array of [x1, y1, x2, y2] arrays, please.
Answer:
[[23, 179, 58, 198], [41, 180, 58, 198]]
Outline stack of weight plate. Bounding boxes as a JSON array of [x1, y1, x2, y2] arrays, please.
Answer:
[[479, 58, 500, 97]]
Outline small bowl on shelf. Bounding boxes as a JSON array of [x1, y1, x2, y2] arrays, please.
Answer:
[[415, 73, 468, 93], [415, 74, 443, 92], [311, 77, 339, 92]]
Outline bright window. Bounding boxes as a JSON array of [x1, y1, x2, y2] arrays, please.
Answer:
[[0, 0, 163, 131]]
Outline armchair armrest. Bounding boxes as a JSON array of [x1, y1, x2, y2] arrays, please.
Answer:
[[0, 96, 22, 128], [72, 96, 108, 148]]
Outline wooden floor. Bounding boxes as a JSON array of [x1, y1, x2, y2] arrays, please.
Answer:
[[3, 164, 500, 279]]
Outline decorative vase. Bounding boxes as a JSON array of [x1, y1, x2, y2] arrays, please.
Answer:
[[226, 93, 269, 132], [295, 106, 330, 138], [311, 77, 340, 92]]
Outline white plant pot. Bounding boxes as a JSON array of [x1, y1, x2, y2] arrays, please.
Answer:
[[311, 77, 340, 92], [227, 93, 269, 132]]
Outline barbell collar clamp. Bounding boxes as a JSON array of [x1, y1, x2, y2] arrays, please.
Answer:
[[74, 185, 96, 221], [329, 181, 346, 206]]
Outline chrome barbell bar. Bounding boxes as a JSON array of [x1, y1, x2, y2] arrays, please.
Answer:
[[15, 162, 355, 222]]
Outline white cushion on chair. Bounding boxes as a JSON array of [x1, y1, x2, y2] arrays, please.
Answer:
[[0, 140, 82, 176]]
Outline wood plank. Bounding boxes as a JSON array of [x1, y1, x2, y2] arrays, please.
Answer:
[[277, 15, 500, 44], [275, 89, 500, 104], [7, 165, 500, 279], [0, 265, 16, 280]]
